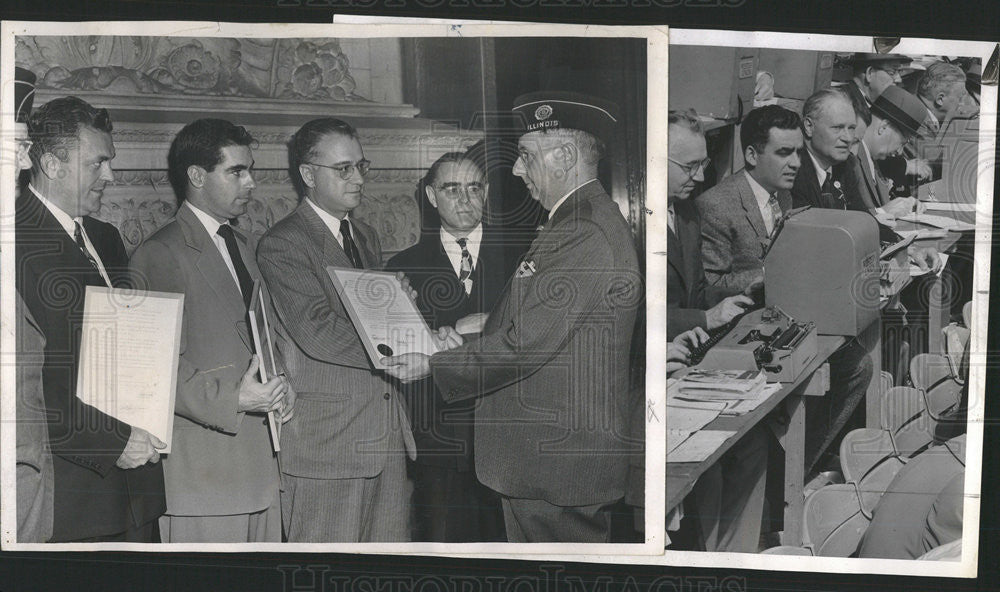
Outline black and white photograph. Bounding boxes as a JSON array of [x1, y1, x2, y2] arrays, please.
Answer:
[[0, 21, 664, 554], [658, 29, 993, 576]]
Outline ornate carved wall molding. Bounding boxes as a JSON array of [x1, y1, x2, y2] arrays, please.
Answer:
[[18, 36, 367, 102]]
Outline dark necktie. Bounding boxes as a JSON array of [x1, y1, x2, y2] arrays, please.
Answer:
[[340, 218, 364, 269], [456, 237, 474, 288], [216, 224, 254, 310], [73, 220, 101, 273], [820, 171, 846, 209]]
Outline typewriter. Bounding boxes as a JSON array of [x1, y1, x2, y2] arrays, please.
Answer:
[[692, 306, 818, 383]]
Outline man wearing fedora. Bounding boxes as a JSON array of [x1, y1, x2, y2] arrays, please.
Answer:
[[382, 91, 643, 543]]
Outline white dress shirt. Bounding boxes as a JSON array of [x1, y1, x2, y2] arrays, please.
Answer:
[[306, 198, 352, 248], [744, 171, 778, 235], [185, 201, 244, 293], [29, 184, 112, 286], [806, 148, 831, 189], [441, 223, 483, 294]]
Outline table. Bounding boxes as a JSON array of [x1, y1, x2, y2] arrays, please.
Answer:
[[666, 335, 845, 547]]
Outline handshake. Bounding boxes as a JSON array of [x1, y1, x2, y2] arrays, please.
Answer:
[[381, 312, 483, 383]]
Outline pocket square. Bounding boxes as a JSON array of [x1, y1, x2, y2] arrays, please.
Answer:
[[515, 259, 536, 278]]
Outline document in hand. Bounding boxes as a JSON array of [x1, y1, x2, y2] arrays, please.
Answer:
[[326, 267, 442, 369], [248, 284, 281, 453], [75, 286, 183, 453]]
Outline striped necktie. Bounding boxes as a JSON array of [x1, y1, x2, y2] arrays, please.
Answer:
[[457, 237, 474, 290]]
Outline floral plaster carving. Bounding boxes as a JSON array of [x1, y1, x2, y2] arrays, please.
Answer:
[[16, 36, 367, 101]]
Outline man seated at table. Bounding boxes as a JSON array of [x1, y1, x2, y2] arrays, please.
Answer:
[[667, 109, 768, 553], [697, 102, 874, 474]]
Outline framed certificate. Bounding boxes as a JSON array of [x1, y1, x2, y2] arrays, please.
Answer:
[[249, 283, 281, 453], [326, 267, 441, 369], [75, 286, 184, 453]]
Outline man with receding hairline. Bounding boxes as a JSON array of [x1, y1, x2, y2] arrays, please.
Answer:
[[17, 95, 166, 542], [383, 92, 642, 542]]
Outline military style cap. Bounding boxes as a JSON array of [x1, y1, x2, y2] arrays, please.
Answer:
[[512, 91, 619, 142], [871, 85, 928, 139], [847, 52, 914, 67]]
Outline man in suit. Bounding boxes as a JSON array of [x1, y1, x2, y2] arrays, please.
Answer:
[[666, 109, 753, 340], [16, 96, 165, 542], [257, 117, 416, 542], [13, 66, 54, 543], [383, 92, 641, 543], [696, 105, 800, 296], [385, 152, 513, 542], [130, 119, 292, 542], [666, 108, 767, 553], [843, 52, 913, 108]]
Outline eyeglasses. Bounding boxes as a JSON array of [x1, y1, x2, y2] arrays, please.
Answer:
[[876, 65, 901, 78], [434, 182, 485, 200], [305, 159, 371, 180], [668, 157, 711, 178]]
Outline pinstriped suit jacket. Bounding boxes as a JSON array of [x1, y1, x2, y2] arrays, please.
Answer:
[[429, 181, 642, 507], [256, 202, 415, 480]]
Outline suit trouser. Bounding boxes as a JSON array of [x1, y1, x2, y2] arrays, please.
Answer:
[[411, 463, 506, 542], [501, 497, 613, 543], [281, 451, 410, 542], [158, 490, 281, 543], [72, 517, 160, 543], [689, 424, 769, 553]]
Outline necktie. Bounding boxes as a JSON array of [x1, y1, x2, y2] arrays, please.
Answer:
[[820, 172, 845, 209], [216, 224, 254, 310], [766, 194, 781, 235], [73, 221, 101, 273], [456, 237, 474, 289], [667, 205, 675, 233], [340, 218, 364, 269]]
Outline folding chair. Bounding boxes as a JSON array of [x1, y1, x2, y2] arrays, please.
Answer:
[[801, 483, 869, 557]]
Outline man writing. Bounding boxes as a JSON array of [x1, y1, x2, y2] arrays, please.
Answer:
[[16, 96, 165, 542], [382, 92, 642, 543]]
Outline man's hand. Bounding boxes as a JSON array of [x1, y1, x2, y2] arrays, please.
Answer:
[[395, 271, 418, 303], [277, 378, 296, 423], [238, 355, 288, 413], [906, 158, 933, 181], [382, 352, 432, 383], [455, 312, 488, 335], [705, 294, 753, 330], [116, 427, 167, 469], [882, 196, 924, 218], [909, 245, 943, 273], [667, 327, 710, 375], [433, 326, 464, 351]]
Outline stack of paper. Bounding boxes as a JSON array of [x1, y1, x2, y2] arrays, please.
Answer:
[[897, 212, 975, 232], [676, 368, 766, 401], [718, 382, 782, 416]]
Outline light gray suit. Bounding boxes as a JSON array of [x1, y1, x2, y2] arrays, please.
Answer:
[[696, 171, 791, 296], [130, 204, 281, 540], [256, 202, 415, 542]]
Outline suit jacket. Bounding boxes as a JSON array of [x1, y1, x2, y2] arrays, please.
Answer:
[[844, 142, 893, 211], [667, 199, 716, 340], [385, 226, 519, 471], [790, 148, 866, 211], [15, 293, 54, 542], [429, 181, 642, 507], [15, 191, 165, 541], [256, 203, 415, 480], [696, 171, 791, 296], [129, 204, 279, 516]]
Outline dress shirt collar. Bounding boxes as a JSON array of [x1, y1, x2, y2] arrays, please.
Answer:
[[28, 184, 78, 236], [185, 200, 226, 237], [441, 223, 483, 258], [744, 170, 774, 209], [306, 197, 350, 245], [805, 147, 831, 188], [548, 178, 598, 220]]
